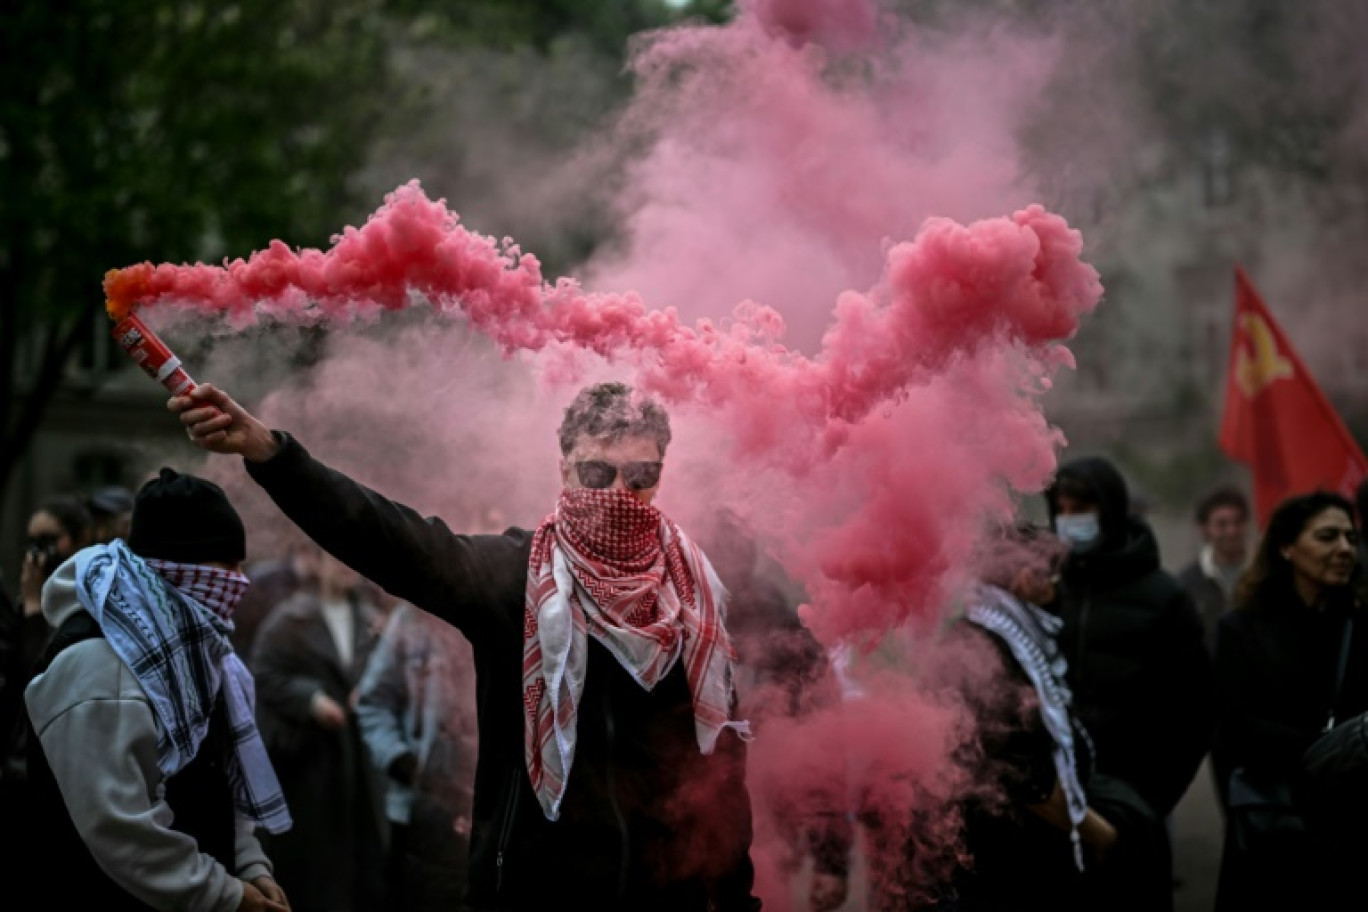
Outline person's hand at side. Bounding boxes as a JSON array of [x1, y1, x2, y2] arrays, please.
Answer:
[[19, 549, 45, 617], [1024, 779, 1076, 831], [1079, 808, 1119, 866], [169, 384, 279, 463], [238, 878, 289, 912], [310, 691, 347, 730], [251, 876, 290, 910], [1027, 781, 1119, 865]]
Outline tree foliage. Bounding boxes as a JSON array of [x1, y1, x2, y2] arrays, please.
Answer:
[[0, 0, 390, 508], [0, 0, 709, 516], [385, 0, 683, 55]]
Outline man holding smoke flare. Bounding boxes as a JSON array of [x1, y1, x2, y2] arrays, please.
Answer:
[[173, 380, 764, 911]]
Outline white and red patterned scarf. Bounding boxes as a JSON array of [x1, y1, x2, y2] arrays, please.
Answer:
[[146, 560, 250, 621], [522, 488, 749, 820]]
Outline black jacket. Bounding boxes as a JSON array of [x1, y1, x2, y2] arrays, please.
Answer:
[[1048, 458, 1213, 818], [252, 591, 386, 910], [944, 625, 1087, 912], [246, 433, 760, 912], [1211, 589, 1368, 909], [1213, 593, 1368, 780]]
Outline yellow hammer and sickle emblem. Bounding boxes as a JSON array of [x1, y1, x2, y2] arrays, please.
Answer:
[[1235, 312, 1294, 397]]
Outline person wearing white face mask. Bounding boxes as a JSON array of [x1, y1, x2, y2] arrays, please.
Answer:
[[1053, 512, 1102, 552], [1045, 457, 1213, 912]]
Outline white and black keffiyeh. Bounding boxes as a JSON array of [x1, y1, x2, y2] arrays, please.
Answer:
[[73, 540, 291, 834], [966, 583, 1090, 870]]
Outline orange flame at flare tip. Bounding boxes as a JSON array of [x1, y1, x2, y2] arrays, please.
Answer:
[[103, 264, 153, 321]]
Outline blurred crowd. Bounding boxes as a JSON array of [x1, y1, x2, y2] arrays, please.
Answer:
[[2, 458, 1366, 912]]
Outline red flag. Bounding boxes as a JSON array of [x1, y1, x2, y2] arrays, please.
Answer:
[[1219, 267, 1367, 524]]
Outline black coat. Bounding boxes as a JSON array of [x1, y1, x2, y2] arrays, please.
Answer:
[[1049, 458, 1213, 820], [252, 591, 386, 912], [943, 626, 1086, 912], [245, 433, 760, 912], [1212, 591, 1368, 909]]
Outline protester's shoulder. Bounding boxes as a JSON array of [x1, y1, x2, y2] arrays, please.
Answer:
[[40, 554, 85, 628], [253, 592, 324, 640], [942, 620, 1035, 715], [1126, 562, 1193, 612], [1174, 560, 1204, 587], [978, 614, 1039, 666], [449, 526, 536, 579], [1136, 568, 1206, 642], [946, 614, 992, 647], [487, 526, 535, 553], [26, 635, 146, 727], [1156, 565, 1196, 603]]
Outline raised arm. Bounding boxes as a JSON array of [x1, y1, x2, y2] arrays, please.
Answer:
[[172, 384, 528, 638]]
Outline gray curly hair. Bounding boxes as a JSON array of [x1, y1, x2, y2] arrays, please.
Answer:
[[557, 382, 672, 457]]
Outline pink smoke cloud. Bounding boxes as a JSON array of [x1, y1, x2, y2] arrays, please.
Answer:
[[741, 0, 879, 52], [584, 6, 1058, 353], [110, 180, 1096, 467], [119, 3, 1105, 906]]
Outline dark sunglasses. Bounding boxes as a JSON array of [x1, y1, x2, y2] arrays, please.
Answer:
[[574, 460, 663, 491]]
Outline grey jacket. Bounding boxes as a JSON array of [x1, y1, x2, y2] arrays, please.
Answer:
[[24, 558, 273, 912], [356, 603, 476, 826]]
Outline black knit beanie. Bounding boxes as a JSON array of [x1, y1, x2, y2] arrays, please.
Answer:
[[128, 467, 246, 565]]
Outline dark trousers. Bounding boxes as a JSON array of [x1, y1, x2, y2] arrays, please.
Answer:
[[385, 820, 469, 912]]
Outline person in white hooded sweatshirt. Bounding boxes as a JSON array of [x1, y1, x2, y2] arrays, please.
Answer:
[[24, 468, 292, 912]]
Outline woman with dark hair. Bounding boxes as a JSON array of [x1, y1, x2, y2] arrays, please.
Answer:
[[0, 495, 94, 873], [4, 497, 94, 733], [1213, 491, 1365, 910]]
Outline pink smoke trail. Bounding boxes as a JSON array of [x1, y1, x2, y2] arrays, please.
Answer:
[[105, 180, 1098, 469]]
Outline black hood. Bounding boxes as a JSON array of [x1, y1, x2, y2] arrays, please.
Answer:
[[1047, 457, 1162, 585], [1047, 456, 1131, 546]]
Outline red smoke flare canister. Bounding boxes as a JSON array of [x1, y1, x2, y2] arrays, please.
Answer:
[[111, 313, 198, 396]]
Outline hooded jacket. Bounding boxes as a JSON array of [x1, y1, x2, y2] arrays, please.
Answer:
[[1047, 458, 1213, 818], [24, 558, 272, 912]]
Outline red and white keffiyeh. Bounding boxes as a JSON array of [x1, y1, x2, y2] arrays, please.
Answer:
[[146, 560, 250, 622], [522, 488, 748, 820]]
